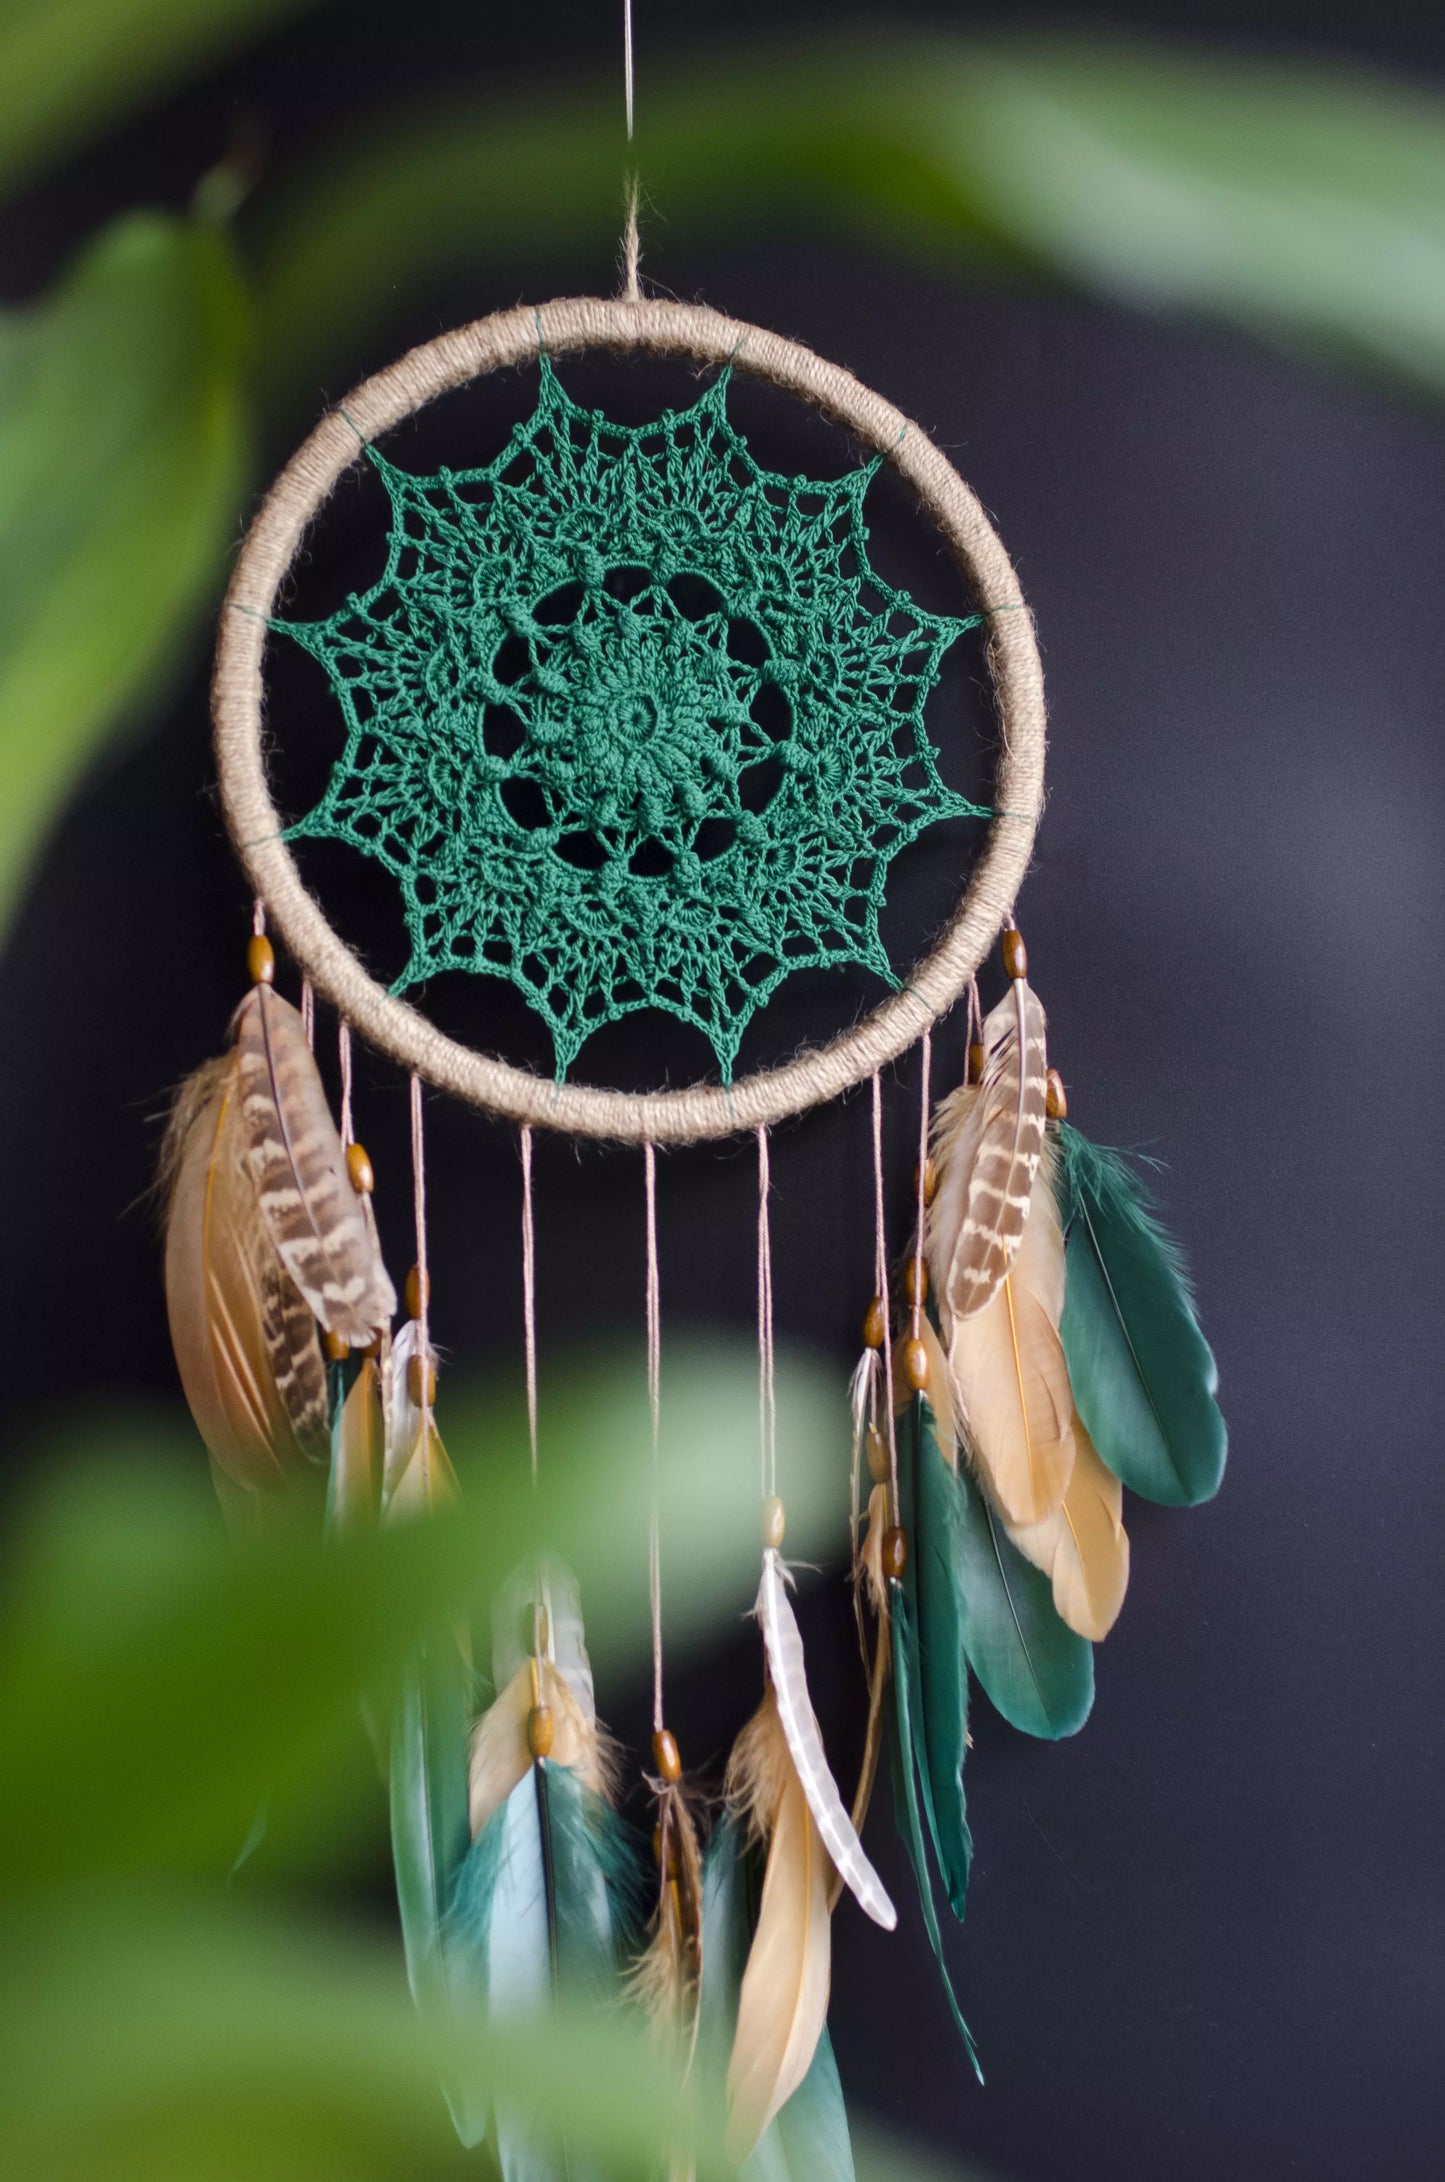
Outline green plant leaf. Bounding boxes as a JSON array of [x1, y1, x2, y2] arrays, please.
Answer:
[[0, 0, 323, 196], [0, 211, 250, 934], [255, 35, 1445, 409]]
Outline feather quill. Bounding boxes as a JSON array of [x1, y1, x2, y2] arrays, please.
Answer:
[[161, 1049, 327, 1494], [927, 982, 1048, 1322], [755, 1551, 895, 1931], [944, 1132, 1076, 1525], [234, 984, 395, 1342], [1005, 1422, 1130, 1641]]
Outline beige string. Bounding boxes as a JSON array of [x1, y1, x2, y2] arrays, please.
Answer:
[[644, 1144, 663, 1731], [338, 1018, 354, 1147], [520, 1126, 539, 1487], [251, 896, 266, 938], [409, 1072, 433, 1429], [871, 1073, 900, 1522], [213, 296, 1046, 1144], [911, 1027, 932, 1344], [756, 1128, 777, 1502]]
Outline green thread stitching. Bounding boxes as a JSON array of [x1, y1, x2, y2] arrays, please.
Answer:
[[276, 360, 986, 1080]]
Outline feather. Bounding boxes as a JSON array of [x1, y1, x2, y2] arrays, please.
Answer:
[[927, 981, 1048, 1321], [755, 1551, 896, 1931], [1055, 1123, 1228, 1506], [161, 1050, 327, 1494], [945, 1133, 1076, 1525], [700, 1813, 856, 2182], [887, 1582, 983, 2079], [830, 1484, 893, 1917], [631, 1777, 706, 2070], [389, 1630, 473, 2037], [902, 1396, 974, 1917], [325, 1353, 384, 1532], [233, 984, 395, 1342], [1005, 1422, 1130, 1641], [847, 1348, 879, 1655], [723, 1690, 833, 2160]]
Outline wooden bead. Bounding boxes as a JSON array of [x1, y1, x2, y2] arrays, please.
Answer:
[[861, 1295, 887, 1350], [1045, 1068, 1068, 1121], [345, 1140, 375, 1195], [762, 1495, 786, 1552], [652, 1728, 682, 1783], [882, 1526, 908, 1581], [903, 1256, 929, 1307], [913, 1156, 937, 1207], [526, 1704, 554, 1759], [1001, 926, 1028, 981], [865, 1424, 889, 1485], [405, 1264, 430, 1321], [323, 1327, 350, 1363], [901, 1336, 929, 1393], [406, 1354, 437, 1408], [966, 1040, 985, 1086], [246, 933, 275, 986]]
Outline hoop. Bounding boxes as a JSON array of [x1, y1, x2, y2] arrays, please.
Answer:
[[213, 296, 1045, 1145]]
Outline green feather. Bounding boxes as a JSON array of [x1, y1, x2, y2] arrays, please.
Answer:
[[903, 1395, 974, 1919], [944, 1447, 1094, 1740], [389, 1631, 475, 2141], [1056, 1122, 1227, 1507], [699, 1813, 857, 2182], [887, 1585, 983, 2082]]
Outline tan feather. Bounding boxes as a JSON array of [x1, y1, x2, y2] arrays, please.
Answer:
[[724, 1689, 832, 2161], [468, 1659, 610, 1839], [234, 986, 395, 1342], [1005, 1424, 1130, 1640], [162, 1051, 327, 1494], [927, 982, 1048, 1323], [892, 1312, 958, 1452], [385, 1414, 459, 1523], [328, 1355, 384, 1532], [630, 1779, 706, 2070], [947, 1134, 1075, 1524], [831, 1483, 893, 1915]]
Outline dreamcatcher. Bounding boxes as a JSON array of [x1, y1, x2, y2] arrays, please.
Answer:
[[160, 39, 1225, 2175]]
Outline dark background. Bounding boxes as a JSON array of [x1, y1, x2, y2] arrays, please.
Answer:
[[1, 5, 1442, 2180]]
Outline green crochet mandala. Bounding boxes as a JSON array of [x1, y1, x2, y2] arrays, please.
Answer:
[[278, 356, 986, 1079]]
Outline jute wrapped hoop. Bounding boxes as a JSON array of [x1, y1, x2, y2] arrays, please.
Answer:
[[213, 295, 1046, 1145]]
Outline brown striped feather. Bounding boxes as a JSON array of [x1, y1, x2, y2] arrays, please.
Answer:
[[928, 983, 1048, 1325], [235, 986, 395, 1342]]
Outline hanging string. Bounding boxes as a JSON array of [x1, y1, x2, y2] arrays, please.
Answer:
[[756, 1127, 777, 1502], [619, 2, 641, 299], [251, 896, 266, 937], [409, 1072, 432, 1422], [300, 978, 315, 1050], [338, 1019, 354, 1148], [623, 0, 635, 141], [871, 1073, 900, 1519], [520, 1126, 539, 1487], [911, 1028, 932, 1344], [644, 1144, 664, 1732]]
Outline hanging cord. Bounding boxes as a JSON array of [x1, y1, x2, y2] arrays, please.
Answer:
[[251, 896, 266, 937], [409, 1072, 433, 1428], [756, 1128, 777, 1503], [619, 1, 641, 300], [338, 1019, 354, 1148], [623, 0, 635, 141], [644, 1144, 664, 1733], [519, 1126, 540, 1488], [911, 1027, 932, 1344], [871, 1074, 900, 1522]]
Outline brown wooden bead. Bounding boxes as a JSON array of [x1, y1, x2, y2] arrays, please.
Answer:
[[526, 1704, 554, 1759], [903, 1256, 929, 1307], [1045, 1068, 1068, 1122], [652, 1728, 682, 1783], [912, 1156, 937, 1207], [881, 1526, 909, 1581], [345, 1140, 375, 1195], [865, 1424, 889, 1485], [323, 1327, 350, 1363], [966, 1040, 985, 1086], [861, 1295, 887, 1350], [1001, 926, 1028, 981], [405, 1264, 430, 1321], [762, 1495, 786, 1552], [901, 1335, 929, 1393], [406, 1354, 437, 1408], [246, 933, 275, 986]]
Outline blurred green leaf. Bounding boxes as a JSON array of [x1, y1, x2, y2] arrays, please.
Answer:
[[255, 35, 1445, 408], [0, 211, 250, 931], [0, 1343, 845, 1888], [0, 0, 322, 196]]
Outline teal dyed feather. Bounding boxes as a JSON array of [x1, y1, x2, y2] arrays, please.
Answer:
[[903, 1395, 974, 1919], [1055, 1123, 1227, 1508], [700, 1813, 857, 2182], [390, 1633, 475, 2136], [887, 1586, 983, 2082]]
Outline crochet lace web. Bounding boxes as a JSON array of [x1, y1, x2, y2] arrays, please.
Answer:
[[277, 357, 986, 1080]]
